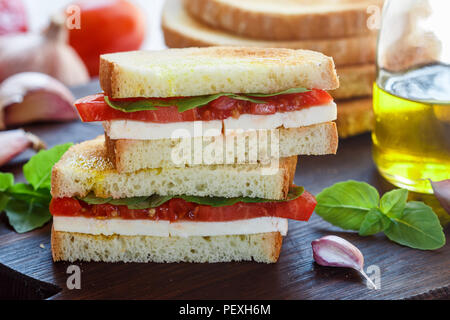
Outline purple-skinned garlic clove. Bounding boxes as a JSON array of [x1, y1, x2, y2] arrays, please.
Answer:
[[430, 179, 450, 214], [312, 235, 378, 289], [0, 129, 46, 166], [0, 72, 77, 130]]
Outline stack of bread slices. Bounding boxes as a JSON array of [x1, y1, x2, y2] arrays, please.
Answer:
[[162, 0, 383, 138], [50, 47, 339, 263]]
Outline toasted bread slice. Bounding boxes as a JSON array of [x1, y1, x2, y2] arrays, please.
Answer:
[[332, 64, 375, 100], [51, 227, 283, 263], [184, 0, 383, 41], [336, 97, 374, 138], [105, 122, 338, 172], [162, 0, 377, 67], [100, 46, 338, 99], [51, 136, 297, 200]]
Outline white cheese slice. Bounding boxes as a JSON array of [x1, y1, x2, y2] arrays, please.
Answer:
[[52, 216, 288, 237], [103, 102, 336, 140], [103, 119, 222, 140]]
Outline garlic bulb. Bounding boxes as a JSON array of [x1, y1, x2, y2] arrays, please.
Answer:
[[0, 72, 77, 130], [0, 15, 89, 86]]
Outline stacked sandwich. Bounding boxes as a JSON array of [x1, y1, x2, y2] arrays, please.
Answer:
[[162, 0, 383, 137], [50, 47, 339, 263]]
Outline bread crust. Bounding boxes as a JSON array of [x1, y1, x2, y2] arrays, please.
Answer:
[[162, 0, 377, 67], [51, 136, 296, 200], [336, 97, 374, 138], [100, 46, 339, 98], [332, 64, 375, 100], [51, 226, 283, 263], [184, 0, 383, 41], [104, 122, 338, 172]]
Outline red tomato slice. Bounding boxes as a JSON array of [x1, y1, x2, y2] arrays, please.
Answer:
[[74, 90, 332, 123], [50, 190, 317, 222]]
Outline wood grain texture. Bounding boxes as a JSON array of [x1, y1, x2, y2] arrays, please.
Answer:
[[0, 82, 448, 300]]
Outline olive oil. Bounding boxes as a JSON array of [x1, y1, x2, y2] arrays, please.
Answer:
[[373, 64, 450, 194]]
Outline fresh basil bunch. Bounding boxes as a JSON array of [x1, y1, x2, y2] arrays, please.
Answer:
[[315, 180, 446, 250], [0, 143, 73, 233]]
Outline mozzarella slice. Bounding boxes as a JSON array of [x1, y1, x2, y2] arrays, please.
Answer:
[[53, 216, 288, 237], [104, 120, 222, 140], [103, 102, 336, 140], [223, 102, 337, 132]]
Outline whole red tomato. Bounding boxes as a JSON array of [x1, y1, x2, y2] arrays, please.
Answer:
[[0, 0, 28, 35], [67, 0, 146, 77]]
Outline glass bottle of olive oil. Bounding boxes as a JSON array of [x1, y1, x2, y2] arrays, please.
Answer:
[[373, 64, 450, 193]]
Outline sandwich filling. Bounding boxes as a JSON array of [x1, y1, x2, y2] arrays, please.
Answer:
[[50, 188, 316, 237]]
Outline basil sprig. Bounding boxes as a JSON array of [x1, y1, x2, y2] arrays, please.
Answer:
[[0, 143, 73, 233], [104, 87, 310, 113], [315, 180, 446, 250], [79, 186, 304, 209]]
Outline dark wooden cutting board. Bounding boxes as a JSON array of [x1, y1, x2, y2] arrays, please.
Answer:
[[0, 82, 448, 300]]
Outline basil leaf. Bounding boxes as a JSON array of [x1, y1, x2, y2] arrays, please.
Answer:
[[380, 189, 408, 218], [23, 143, 73, 190], [104, 88, 309, 113], [5, 199, 51, 233], [8, 184, 51, 206], [79, 186, 304, 209], [249, 87, 310, 97], [0, 172, 14, 191], [384, 201, 445, 250], [127, 195, 174, 209], [80, 193, 112, 204], [359, 208, 391, 236], [315, 180, 380, 231], [0, 194, 9, 212]]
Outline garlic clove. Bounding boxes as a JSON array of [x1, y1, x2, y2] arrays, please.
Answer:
[[0, 72, 77, 129], [430, 179, 450, 214], [312, 235, 378, 289], [0, 129, 46, 166], [0, 17, 89, 86]]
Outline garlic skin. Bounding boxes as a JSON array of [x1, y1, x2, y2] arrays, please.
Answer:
[[312, 235, 378, 289], [430, 179, 450, 214], [0, 16, 89, 86], [0, 72, 77, 130], [0, 129, 46, 166]]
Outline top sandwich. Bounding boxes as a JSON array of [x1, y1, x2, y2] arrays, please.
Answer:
[[75, 47, 339, 172]]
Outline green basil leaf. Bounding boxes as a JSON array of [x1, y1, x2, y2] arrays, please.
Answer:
[[315, 180, 380, 231], [359, 208, 391, 236], [127, 195, 174, 209], [8, 184, 51, 206], [104, 88, 309, 113], [384, 201, 445, 250], [249, 87, 310, 97], [79, 186, 304, 209], [380, 189, 408, 218], [0, 172, 14, 191], [23, 143, 73, 190], [5, 199, 51, 233], [0, 194, 10, 212]]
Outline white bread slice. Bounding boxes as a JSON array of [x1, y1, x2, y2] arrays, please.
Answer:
[[184, 0, 384, 41], [105, 122, 338, 172], [336, 97, 374, 138], [332, 64, 375, 100], [99, 48, 339, 99], [162, 0, 377, 67], [51, 227, 283, 263], [51, 136, 297, 200]]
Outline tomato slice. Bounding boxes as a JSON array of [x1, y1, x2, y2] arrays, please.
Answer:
[[50, 191, 317, 222], [74, 90, 332, 123]]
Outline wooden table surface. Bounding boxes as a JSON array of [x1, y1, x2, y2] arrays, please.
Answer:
[[0, 82, 449, 300]]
